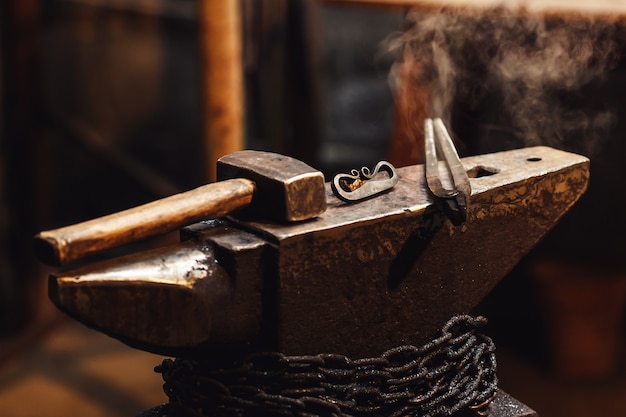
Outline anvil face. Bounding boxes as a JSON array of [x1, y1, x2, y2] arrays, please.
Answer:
[[49, 146, 588, 358]]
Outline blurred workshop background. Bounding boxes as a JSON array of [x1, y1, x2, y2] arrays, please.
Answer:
[[1, 0, 626, 416]]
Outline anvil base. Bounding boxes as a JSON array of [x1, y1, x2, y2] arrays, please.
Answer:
[[136, 390, 537, 417]]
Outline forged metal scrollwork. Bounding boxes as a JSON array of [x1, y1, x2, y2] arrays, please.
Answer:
[[332, 161, 399, 203]]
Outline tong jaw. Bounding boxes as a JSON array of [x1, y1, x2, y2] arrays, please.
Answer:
[[424, 118, 471, 226]]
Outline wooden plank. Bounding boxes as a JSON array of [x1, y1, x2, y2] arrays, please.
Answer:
[[324, 0, 626, 16]]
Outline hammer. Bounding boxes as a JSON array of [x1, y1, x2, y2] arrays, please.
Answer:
[[33, 150, 326, 266]]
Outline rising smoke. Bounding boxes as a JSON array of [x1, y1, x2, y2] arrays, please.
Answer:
[[387, 7, 623, 156]]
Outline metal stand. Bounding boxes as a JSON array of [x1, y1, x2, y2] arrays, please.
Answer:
[[137, 390, 537, 417]]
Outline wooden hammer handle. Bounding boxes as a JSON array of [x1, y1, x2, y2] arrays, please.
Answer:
[[33, 178, 255, 266]]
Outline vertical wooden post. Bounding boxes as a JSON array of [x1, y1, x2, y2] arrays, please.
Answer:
[[199, 0, 244, 182], [388, 55, 429, 167]]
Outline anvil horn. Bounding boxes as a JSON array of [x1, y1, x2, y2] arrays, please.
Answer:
[[48, 146, 589, 358]]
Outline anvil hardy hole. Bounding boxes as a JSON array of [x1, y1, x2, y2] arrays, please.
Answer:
[[527, 157, 543, 162], [466, 166, 499, 178]]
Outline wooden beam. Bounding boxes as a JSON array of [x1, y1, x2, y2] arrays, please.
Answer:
[[199, 0, 245, 182]]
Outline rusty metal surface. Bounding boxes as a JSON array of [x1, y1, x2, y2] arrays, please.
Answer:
[[49, 146, 588, 359], [237, 146, 588, 357]]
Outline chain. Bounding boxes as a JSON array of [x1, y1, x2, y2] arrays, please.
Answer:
[[155, 315, 497, 417]]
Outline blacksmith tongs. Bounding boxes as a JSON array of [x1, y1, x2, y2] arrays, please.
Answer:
[[424, 118, 471, 226]]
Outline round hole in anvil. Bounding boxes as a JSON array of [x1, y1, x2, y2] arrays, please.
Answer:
[[467, 166, 499, 178], [527, 157, 542, 162]]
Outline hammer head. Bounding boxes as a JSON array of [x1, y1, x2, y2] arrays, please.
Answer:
[[217, 150, 326, 222]]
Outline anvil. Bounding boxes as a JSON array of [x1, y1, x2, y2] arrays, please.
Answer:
[[49, 146, 588, 361]]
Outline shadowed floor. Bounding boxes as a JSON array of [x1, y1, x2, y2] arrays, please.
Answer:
[[0, 316, 167, 417]]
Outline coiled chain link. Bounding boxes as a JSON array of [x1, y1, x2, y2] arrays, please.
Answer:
[[156, 315, 497, 417]]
